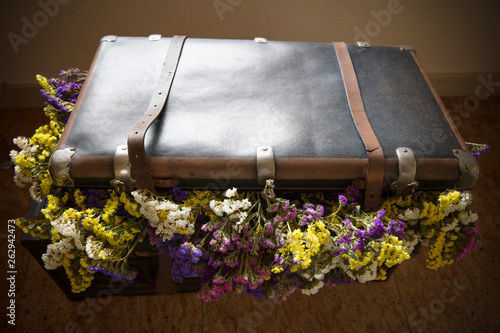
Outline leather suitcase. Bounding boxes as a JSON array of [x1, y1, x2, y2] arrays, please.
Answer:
[[49, 35, 478, 211]]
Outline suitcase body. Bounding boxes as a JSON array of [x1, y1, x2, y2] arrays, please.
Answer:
[[49, 35, 478, 211]]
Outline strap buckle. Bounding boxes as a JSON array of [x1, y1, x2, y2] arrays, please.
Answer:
[[391, 147, 418, 196]]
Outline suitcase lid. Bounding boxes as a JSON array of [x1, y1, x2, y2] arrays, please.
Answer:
[[50, 36, 477, 209]]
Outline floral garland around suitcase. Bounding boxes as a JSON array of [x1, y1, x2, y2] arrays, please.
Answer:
[[11, 69, 488, 301]]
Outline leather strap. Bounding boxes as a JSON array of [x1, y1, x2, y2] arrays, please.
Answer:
[[333, 42, 385, 211], [128, 35, 187, 193]]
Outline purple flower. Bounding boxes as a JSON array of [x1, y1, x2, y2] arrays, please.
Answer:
[[168, 186, 189, 202], [284, 206, 297, 221], [41, 89, 69, 113], [338, 195, 348, 206], [213, 276, 225, 284], [353, 238, 365, 251], [267, 202, 280, 213], [470, 143, 489, 157], [265, 222, 274, 234], [387, 219, 405, 240], [300, 204, 324, 226], [88, 265, 138, 283], [346, 186, 363, 206], [455, 224, 482, 261]]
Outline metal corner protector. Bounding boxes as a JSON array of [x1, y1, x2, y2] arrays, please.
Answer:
[[48, 147, 76, 187], [453, 149, 479, 190]]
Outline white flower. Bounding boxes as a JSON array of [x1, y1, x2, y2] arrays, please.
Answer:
[[398, 208, 420, 224], [238, 198, 252, 210], [443, 192, 473, 215], [403, 230, 420, 255], [231, 211, 248, 233], [210, 200, 224, 217], [73, 230, 86, 251], [156, 206, 193, 241], [440, 217, 459, 233], [302, 280, 324, 295], [158, 200, 179, 212], [356, 260, 378, 283], [225, 187, 238, 198], [29, 184, 43, 202], [51, 216, 78, 238], [222, 200, 234, 215], [42, 238, 74, 270], [85, 236, 102, 260], [12, 165, 30, 188], [458, 211, 478, 225], [314, 273, 325, 281], [12, 136, 31, 151], [338, 260, 356, 280]]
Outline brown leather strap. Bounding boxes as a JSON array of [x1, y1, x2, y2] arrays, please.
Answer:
[[333, 42, 385, 211], [128, 35, 187, 193]]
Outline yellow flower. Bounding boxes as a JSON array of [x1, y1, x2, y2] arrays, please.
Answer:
[[120, 192, 142, 218], [426, 232, 450, 270], [349, 252, 373, 270], [438, 191, 460, 211], [36, 74, 51, 91], [376, 268, 387, 281]]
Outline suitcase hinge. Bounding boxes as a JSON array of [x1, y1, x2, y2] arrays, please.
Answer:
[[111, 145, 135, 193], [148, 34, 162, 41], [49, 147, 76, 187], [100, 35, 117, 43], [453, 149, 479, 190], [256, 146, 275, 185], [399, 45, 414, 51], [356, 41, 371, 48], [391, 147, 419, 196]]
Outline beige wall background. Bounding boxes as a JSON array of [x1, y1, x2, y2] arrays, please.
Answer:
[[1, 0, 499, 106]]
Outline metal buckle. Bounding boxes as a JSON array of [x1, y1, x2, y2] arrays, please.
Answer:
[[391, 147, 419, 196], [111, 145, 135, 193], [256, 146, 275, 185]]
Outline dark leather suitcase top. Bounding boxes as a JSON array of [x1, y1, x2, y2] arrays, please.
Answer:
[[51, 36, 476, 210]]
